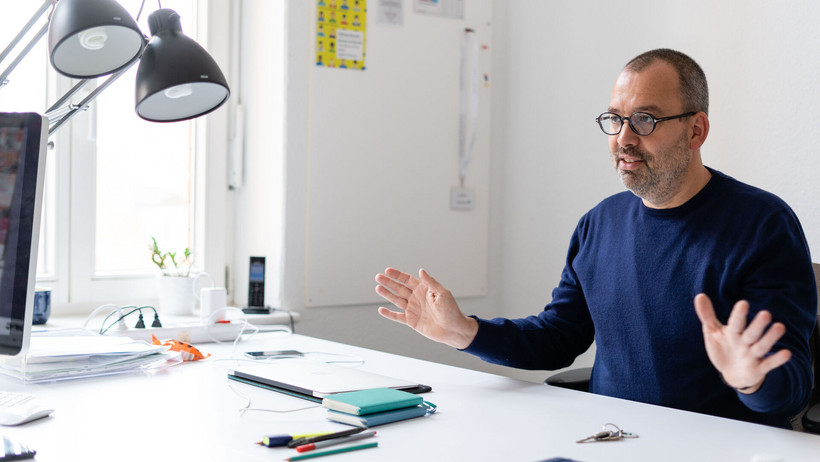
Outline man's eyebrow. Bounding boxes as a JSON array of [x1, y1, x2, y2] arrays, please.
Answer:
[[607, 105, 664, 114]]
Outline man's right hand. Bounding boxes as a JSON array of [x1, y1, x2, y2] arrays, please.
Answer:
[[375, 268, 478, 349]]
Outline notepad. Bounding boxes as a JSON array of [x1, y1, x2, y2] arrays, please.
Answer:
[[327, 401, 436, 427], [322, 388, 422, 415]]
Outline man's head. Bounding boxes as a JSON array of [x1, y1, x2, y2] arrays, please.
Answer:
[[603, 49, 711, 209], [624, 49, 709, 116]]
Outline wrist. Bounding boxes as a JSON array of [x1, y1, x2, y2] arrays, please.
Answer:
[[719, 373, 763, 394], [449, 315, 479, 350]]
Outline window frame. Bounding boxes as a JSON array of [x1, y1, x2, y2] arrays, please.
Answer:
[[34, 0, 231, 314]]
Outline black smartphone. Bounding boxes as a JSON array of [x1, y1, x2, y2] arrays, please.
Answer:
[[244, 350, 304, 359]]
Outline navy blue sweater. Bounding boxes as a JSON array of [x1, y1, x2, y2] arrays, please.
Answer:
[[464, 169, 816, 428]]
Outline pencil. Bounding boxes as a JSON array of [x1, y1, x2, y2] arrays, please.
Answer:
[[285, 442, 378, 461]]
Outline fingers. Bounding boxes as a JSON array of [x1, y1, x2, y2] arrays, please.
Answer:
[[741, 310, 773, 345], [375, 284, 407, 309], [377, 306, 407, 324], [725, 300, 750, 335], [375, 273, 413, 300], [759, 348, 792, 374], [693, 293, 721, 332], [749, 321, 786, 358], [384, 267, 419, 290]]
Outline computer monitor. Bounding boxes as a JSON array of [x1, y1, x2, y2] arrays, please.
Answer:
[[0, 113, 47, 357]]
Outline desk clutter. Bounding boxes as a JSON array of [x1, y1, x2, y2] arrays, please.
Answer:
[[258, 388, 437, 460], [323, 388, 437, 427], [0, 329, 182, 383]]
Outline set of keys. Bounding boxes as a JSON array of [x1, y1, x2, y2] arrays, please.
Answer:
[[576, 423, 639, 443]]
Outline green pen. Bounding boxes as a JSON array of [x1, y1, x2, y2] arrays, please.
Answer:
[[285, 442, 378, 461]]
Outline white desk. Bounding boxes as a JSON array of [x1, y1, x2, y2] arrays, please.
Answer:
[[1, 332, 818, 461]]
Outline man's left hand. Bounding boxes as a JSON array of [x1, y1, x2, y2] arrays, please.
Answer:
[[693, 293, 792, 394]]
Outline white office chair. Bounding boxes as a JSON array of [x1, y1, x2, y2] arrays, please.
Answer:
[[545, 263, 820, 435]]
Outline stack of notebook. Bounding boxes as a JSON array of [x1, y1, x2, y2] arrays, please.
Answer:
[[322, 388, 436, 427]]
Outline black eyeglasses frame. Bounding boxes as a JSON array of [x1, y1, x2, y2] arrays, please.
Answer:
[[595, 111, 697, 136]]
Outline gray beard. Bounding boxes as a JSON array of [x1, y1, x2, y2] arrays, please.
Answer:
[[616, 133, 691, 205]]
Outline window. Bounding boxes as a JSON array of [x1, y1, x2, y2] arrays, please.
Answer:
[[0, 1, 228, 311]]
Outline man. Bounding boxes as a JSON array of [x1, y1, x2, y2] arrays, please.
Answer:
[[375, 49, 816, 428]]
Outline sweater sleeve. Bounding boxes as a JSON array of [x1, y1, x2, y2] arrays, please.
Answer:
[[733, 206, 816, 416], [463, 226, 595, 370]]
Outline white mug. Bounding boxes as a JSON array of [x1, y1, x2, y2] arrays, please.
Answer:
[[200, 287, 227, 322]]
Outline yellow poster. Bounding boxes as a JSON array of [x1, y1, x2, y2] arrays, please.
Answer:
[[316, 0, 367, 70]]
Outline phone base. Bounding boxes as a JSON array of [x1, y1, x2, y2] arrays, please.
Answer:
[[242, 306, 270, 315]]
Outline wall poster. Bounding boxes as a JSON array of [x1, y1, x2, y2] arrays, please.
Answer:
[[316, 0, 367, 70]]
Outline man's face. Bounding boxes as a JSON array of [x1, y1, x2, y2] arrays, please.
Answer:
[[607, 62, 694, 206]]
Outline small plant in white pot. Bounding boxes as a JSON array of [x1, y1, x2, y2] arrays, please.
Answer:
[[151, 237, 196, 315]]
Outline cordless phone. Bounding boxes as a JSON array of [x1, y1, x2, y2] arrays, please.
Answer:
[[243, 256, 269, 314]]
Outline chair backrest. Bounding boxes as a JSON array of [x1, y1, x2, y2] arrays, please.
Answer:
[[811, 263, 820, 404]]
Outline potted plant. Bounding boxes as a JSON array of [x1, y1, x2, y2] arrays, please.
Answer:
[[151, 237, 196, 315]]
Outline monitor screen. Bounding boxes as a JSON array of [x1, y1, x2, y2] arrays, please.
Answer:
[[0, 113, 47, 356]]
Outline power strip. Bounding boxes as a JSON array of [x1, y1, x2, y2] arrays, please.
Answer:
[[105, 322, 249, 344]]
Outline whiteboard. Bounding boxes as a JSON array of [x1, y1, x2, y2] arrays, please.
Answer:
[[305, 1, 493, 307]]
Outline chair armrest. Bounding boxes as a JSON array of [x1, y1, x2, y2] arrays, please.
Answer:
[[544, 367, 592, 392]]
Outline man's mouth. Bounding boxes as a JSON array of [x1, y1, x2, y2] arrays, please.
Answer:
[[619, 156, 644, 170]]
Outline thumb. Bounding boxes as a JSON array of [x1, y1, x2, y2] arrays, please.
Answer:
[[694, 293, 721, 332], [419, 268, 443, 291]]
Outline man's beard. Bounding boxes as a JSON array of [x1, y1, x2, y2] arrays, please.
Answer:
[[615, 131, 692, 205]]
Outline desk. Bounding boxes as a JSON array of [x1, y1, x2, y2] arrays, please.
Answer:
[[1, 332, 817, 461]]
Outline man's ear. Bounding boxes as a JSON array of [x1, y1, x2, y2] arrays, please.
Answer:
[[689, 112, 709, 150]]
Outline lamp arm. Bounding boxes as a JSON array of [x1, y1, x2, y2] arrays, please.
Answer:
[[47, 64, 134, 135], [0, 0, 54, 87], [46, 79, 91, 114]]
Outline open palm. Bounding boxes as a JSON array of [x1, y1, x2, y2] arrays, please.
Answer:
[[694, 293, 791, 393], [375, 268, 477, 349]]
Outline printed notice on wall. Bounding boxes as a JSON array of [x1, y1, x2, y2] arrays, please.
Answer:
[[414, 0, 463, 19], [316, 0, 367, 70], [377, 0, 403, 26]]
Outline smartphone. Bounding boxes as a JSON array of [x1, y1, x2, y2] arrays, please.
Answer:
[[244, 350, 304, 359]]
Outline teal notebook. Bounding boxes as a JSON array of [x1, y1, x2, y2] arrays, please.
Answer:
[[326, 401, 437, 427], [322, 388, 422, 415]]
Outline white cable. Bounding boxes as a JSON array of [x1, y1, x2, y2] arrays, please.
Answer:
[[227, 380, 319, 415], [81, 303, 128, 332]]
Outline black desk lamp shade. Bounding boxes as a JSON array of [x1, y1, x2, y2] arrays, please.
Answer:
[[48, 0, 145, 79], [135, 9, 230, 122]]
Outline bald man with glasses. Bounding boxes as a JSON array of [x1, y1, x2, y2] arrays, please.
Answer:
[[375, 48, 816, 429]]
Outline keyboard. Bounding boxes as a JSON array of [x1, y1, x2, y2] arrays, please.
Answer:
[[0, 391, 53, 426]]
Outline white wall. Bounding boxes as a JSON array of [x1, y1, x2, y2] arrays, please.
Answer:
[[237, 0, 820, 383]]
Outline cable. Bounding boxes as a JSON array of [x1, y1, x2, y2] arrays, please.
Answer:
[[98, 305, 162, 335], [82, 304, 119, 330], [227, 380, 320, 415], [269, 307, 296, 333]]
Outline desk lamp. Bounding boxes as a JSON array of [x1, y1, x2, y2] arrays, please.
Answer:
[[135, 9, 229, 122], [0, 0, 229, 134]]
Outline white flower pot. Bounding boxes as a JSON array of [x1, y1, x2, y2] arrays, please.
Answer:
[[157, 276, 197, 315]]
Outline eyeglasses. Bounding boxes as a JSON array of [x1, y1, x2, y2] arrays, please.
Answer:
[[596, 111, 696, 136]]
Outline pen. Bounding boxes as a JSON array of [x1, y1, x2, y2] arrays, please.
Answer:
[[286, 442, 378, 461], [262, 432, 334, 448], [295, 430, 377, 453], [287, 427, 365, 448]]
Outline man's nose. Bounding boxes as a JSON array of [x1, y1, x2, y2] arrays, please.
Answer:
[[616, 121, 640, 148]]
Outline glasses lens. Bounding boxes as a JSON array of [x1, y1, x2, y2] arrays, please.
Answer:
[[629, 113, 655, 135], [598, 113, 621, 135]]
